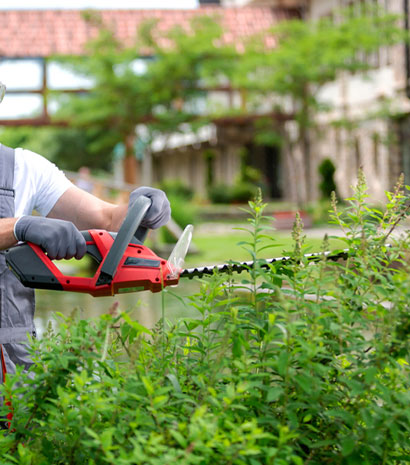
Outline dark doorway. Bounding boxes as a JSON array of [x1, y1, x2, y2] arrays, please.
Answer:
[[246, 144, 283, 199]]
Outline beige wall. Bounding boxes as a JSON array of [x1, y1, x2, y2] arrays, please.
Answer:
[[152, 143, 242, 197], [310, 119, 394, 201], [303, 0, 410, 201], [153, 149, 206, 195]]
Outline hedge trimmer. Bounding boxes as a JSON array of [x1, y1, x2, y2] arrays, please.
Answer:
[[5, 196, 349, 297]]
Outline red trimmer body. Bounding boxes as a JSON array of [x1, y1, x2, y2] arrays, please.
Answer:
[[5, 197, 180, 297], [6, 230, 178, 297]]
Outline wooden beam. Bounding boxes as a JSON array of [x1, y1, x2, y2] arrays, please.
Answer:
[[0, 117, 68, 127]]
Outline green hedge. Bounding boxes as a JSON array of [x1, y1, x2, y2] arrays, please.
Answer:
[[161, 194, 198, 244], [1, 174, 409, 465], [208, 182, 258, 204], [159, 179, 194, 201]]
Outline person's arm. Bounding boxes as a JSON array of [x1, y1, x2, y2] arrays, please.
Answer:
[[47, 185, 171, 233], [47, 186, 127, 232], [0, 217, 18, 250], [11, 150, 168, 260]]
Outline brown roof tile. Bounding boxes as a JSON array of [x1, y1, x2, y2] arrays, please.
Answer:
[[0, 7, 287, 57]]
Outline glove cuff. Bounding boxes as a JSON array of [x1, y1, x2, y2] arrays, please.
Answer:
[[13, 216, 26, 242]]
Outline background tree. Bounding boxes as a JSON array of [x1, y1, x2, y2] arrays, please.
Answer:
[[54, 11, 238, 184], [0, 126, 112, 172]]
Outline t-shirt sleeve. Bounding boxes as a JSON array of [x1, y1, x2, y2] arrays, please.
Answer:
[[18, 149, 73, 217]]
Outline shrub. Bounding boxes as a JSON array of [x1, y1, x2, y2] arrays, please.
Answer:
[[161, 194, 198, 244], [241, 165, 262, 184], [208, 182, 258, 204], [1, 173, 409, 465], [230, 182, 258, 203], [318, 158, 337, 199], [207, 183, 232, 204], [159, 179, 194, 201]]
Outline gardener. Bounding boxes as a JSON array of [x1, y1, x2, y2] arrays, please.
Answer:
[[0, 82, 170, 426]]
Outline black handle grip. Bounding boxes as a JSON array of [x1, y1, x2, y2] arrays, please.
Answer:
[[135, 226, 149, 243], [95, 196, 151, 286]]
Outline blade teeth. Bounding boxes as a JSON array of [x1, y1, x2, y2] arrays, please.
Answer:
[[181, 248, 356, 279]]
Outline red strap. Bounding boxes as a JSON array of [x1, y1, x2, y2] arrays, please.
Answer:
[[0, 345, 13, 428], [0, 345, 6, 381]]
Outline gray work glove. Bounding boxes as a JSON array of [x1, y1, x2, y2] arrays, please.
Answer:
[[15, 216, 87, 260], [129, 187, 171, 230]]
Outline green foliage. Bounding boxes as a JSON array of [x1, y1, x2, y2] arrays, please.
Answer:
[[241, 165, 262, 185], [159, 179, 194, 201], [207, 183, 231, 204], [253, 118, 284, 148], [161, 194, 198, 244], [53, 13, 238, 159], [231, 182, 259, 203], [1, 176, 410, 464], [236, 5, 405, 110], [318, 158, 337, 199], [17, 6, 402, 187], [235, 5, 406, 198], [0, 126, 114, 171], [305, 199, 333, 226], [208, 182, 258, 204], [0, 127, 38, 151]]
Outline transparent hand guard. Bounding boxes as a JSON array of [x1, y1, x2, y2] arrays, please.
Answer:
[[167, 224, 194, 279], [0, 82, 6, 104]]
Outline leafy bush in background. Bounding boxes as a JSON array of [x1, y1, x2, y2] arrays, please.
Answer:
[[207, 183, 232, 203], [159, 179, 194, 202], [1, 173, 409, 464], [207, 163, 261, 204], [208, 182, 258, 204], [161, 194, 198, 244], [0, 126, 114, 172], [318, 158, 337, 200], [159, 179, 197, 244], [231, 182, 259, 203]]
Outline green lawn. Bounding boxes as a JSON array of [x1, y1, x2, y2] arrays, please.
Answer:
[[185, 230, 345, 267]]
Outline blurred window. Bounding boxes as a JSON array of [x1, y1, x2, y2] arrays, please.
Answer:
[[47, 61, 95, 90], [0, 58, 43, 90], [0, 94, 43, 119]]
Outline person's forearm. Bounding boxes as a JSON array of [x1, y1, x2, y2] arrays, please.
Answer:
[[0, 218, 18, 250], [109, 203, 128, 231], [48, 185, 170, 234], [48, 186, 128, 232]]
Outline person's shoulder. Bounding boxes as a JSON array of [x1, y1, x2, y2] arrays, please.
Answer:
[[15, 147, 51, 166], [15, 147, 64, 176]]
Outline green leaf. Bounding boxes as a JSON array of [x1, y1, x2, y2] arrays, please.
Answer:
[[121, 312, 152, 336], [277, 350, 289, 377], [166, 373, 182, 394], [169, 430, 187, 448], [267, 387, 283, 402], [341, 436, 356, 456]]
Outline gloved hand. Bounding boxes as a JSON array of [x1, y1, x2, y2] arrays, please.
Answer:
[[14, 216, 87, 260], [129, 187, 171, 229]]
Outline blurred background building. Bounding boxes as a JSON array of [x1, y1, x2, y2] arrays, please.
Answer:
[[201, 0, 410, 202], [0, 0, 409, 203]]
